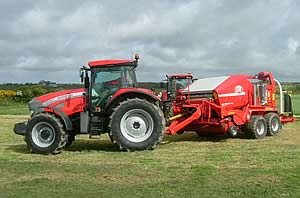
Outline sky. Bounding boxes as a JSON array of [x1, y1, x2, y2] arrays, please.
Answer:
[[0, 0, 300, 83]]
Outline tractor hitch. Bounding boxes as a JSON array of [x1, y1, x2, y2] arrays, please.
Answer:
[[14, 122, 27, 136]]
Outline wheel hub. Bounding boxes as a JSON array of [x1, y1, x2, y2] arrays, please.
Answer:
[[120, 109, 154, 143], [256, 122, 265, 135], [133, 121, 141, 129], [271, 119, 279, 131], [40, 129, 51, 140], [32, 122, 56, 148]]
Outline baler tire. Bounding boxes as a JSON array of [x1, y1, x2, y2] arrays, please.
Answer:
[[246, 115, 267, 139], [109, 98, 165, 151], [264, 113, 282, 136], [25, 113, 67, 154]]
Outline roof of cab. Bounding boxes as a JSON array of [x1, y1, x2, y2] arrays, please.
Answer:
[[167, 73, 193, 78], [88, 60, 135, 67]]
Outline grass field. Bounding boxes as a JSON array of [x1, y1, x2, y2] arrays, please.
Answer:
[[292, 95, 300, 115], [0, 102, 28, 115], [0, 94, 299, 197], [0, 115, 299, 198]]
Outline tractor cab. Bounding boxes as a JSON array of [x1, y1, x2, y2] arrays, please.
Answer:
[[80, 56, 142, 113], [85, 59, 138, 112], [160, 73, 193, 124], [161, 73, 193, 102]]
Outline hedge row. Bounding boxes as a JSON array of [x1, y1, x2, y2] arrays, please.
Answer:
[[0, 86, 48, 103]]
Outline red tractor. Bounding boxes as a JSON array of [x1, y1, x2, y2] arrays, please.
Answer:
[[160, 73, 193, 125], [14, 55, 165, 154], [165, 72, 295, 138], [160, 73, 193, 102]]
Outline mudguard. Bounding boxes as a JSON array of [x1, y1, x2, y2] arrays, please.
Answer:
[[105, 88, 161, 111], [36, 106, 73, 131]]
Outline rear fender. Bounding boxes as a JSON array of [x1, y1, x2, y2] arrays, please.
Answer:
[[105, 89, 160, 113]]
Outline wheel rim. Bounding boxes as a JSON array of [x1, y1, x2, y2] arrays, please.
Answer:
[[230, 126, 238, 137], [120, 109, 154, 143], [271, 118, 279, 132], [32, 122, 56, 148], [256, 121, 265, 135]]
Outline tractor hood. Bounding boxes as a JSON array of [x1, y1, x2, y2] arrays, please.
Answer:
[[29, 88, 85, 114]]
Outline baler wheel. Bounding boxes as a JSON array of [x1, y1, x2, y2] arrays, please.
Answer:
[[246, 115, 267, 139], [264, 113, 282, 136], [109, 98, 165, 151], [228, 126, 238, 137], [25, 113, 67, 154]]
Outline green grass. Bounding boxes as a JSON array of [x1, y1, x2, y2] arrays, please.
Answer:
[[0, 115, 299, 198], [0, 102, 28, 115], [292, 95, 300, 115]]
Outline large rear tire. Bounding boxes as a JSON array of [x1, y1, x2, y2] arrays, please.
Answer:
[[264, 113, 282, 136], [109, 98, 165, 151], [25, 113, 67, 154], [246, 115, 267, 139]]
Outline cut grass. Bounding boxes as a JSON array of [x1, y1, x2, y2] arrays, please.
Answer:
[[0, 115, 299, 198]]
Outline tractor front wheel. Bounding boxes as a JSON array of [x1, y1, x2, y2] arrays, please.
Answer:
[[246, 115, 267, 139], [109, 98, 165, 151], [25, 113, 67, 154]]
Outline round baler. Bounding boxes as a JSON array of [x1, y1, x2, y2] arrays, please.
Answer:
[[165, 72, 295, 138]]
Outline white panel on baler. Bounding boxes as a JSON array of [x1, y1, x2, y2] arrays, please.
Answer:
[[182, 76, 229, 94]]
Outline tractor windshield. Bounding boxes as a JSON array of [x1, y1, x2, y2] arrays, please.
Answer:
[[167, 77, 192, 99], [91, 66, 137, 108]]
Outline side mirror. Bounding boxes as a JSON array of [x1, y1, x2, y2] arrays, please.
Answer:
[[192, 78, 198, 83], [84, 74, 89, 89], [80, 68, 84, 83]]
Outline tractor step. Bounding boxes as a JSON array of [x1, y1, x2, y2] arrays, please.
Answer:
[[89, 116, 103, 136], [89, 134, 101, 139]]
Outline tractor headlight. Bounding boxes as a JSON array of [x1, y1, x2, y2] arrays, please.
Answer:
[[30, 110, 35, 117]]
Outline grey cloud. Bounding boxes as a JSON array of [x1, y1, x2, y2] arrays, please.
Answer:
[[0, 0, 299, 83]]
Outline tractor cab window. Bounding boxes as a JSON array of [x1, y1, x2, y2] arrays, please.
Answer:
[[91, 67, 137, 108], [167, 77, 192, 99]]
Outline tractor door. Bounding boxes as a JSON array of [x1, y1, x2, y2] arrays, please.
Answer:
[[90, 66, 137, 111]]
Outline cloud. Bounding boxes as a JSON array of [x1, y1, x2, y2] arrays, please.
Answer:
[[0, 0, 299, 83]]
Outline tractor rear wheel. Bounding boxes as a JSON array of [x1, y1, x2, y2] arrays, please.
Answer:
[[246, 115, 267, 139], [25, 113, 67, 154], [109, 98, 165, 151], [264, 113, 282, 136]]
